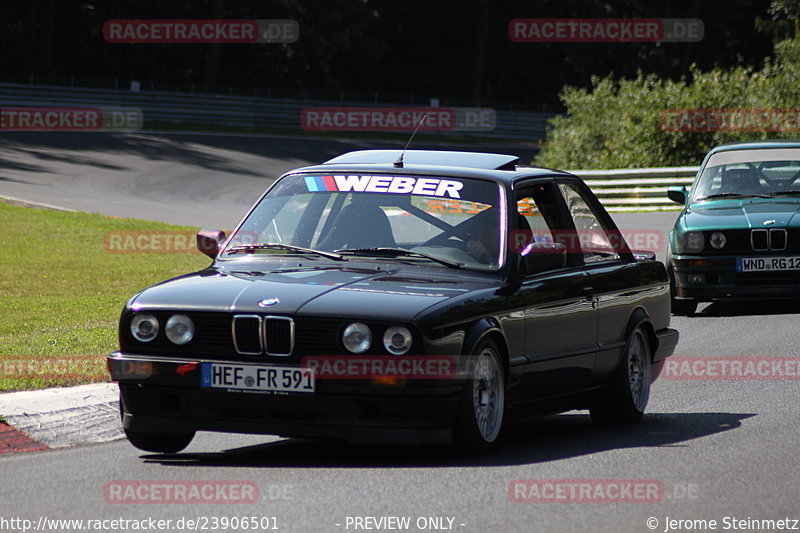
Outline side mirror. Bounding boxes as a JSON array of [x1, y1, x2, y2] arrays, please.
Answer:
[[520, 241, 567, 273], [667, 186, 688, 205], [196, 229, 227, 259]]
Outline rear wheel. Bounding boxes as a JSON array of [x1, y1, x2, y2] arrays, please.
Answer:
[[590, 327, 652, 424], [454, 340, 505, 454]]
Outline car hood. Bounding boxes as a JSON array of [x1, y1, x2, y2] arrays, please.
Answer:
[[683, 199, 800, 230], [130, 263, 496, 322]]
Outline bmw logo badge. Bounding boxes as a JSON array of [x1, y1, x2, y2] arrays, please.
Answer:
[[258, 298, 280, 307]]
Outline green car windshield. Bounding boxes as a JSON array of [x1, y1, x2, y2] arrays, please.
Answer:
[[221, 174, 506, 270], [693, 148, 800, 201]]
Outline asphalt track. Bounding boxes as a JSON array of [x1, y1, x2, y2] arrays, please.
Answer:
[[1, 132, 800, 533], [0, 132, 540, 229]]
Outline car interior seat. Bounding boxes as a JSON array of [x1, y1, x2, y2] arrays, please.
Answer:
[[721, 168, 760, 195], [317, 203, 397, 250]]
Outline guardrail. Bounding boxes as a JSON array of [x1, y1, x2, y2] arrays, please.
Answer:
[[0, 82, 552, 141], [569, 166, 698, 212]]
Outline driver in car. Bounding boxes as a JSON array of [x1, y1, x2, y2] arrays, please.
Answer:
[[466, 214, 500, 265]]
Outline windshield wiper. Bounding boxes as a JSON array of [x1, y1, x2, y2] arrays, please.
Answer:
[[769, 190, 800, 196], [334, 247, 464, 269], [226, 243, 346, 261], [697, 192, 771, 200]]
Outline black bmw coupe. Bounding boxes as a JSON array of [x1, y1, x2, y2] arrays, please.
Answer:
[[109, 149, 678, 454]]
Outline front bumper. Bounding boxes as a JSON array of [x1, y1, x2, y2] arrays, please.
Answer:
[[672, 255, 800, 301], [110, 352, 463, 445]]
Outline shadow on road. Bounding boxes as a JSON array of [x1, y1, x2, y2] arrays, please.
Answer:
[[0, 132, 542, 179], [696, 300, 800, 317], [142, 411, 754, 468], [0, 132, 364, 178], [0, 176, 37, 184], [17, 148, 129, 171], [0, 155, 48, 174]]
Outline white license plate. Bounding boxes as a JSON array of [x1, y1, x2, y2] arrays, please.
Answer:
[[736, 256, 800, 272], [201, 363, 315, 393]]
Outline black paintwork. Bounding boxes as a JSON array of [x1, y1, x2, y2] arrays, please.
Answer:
[[109, 151, 678, 444]]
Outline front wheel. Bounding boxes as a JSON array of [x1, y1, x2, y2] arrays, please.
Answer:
[[590, 327, 652, 424], [120, 397, 195, 453], [124, 429, 195, 454], [668, 262, 697, 316], [454, 340, 505, 454]]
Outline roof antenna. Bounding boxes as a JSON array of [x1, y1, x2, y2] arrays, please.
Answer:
[[394, 113, 427, 168]]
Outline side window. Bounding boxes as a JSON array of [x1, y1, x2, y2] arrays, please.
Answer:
[[558, 182, 620, 264], [516, 193, 556, 244], [514, 182, 569, 274]]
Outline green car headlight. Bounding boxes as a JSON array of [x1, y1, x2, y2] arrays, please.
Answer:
[[683, 231, 705, 253], [709, 232, 727, 249]]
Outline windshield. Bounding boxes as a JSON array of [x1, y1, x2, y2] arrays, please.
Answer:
[[692, 148, 800, 201], [221, 173, 504, 270]]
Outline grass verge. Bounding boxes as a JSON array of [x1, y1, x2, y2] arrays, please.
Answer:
[[0, 201, 209, 391]]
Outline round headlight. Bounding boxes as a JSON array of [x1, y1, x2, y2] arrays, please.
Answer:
[[342, 323, 372, 354], [684, 231, 705, 253], [130, 314, 159, 343], [383, 326, 412, 355], [165, 314, 195, 345], [709, 232, 727, 249]]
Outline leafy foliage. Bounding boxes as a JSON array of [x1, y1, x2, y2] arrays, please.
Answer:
[[536, 37, 800, 168]]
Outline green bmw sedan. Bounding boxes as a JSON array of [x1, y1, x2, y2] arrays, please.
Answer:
[[668, 140, 800, 315]]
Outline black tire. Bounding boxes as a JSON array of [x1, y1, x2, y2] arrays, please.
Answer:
[[124, 429, 195, 454], [453, 340, 506, 454], [119, 397, 195, 453], [668, 263, 697, 316], [671, 297, 697, 316], [590, 327, 652, 424]]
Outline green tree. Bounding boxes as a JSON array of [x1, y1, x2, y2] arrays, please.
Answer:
[[535, 34, 800, 168]]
